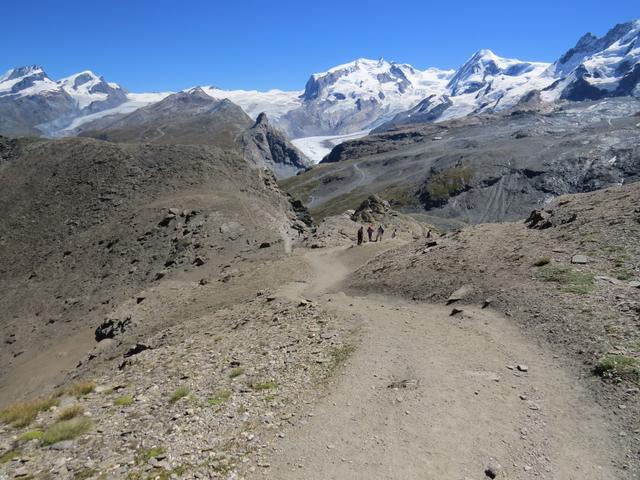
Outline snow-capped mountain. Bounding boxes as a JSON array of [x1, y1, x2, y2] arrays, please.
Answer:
[[543, 20, 640, 101], [1, 18, 639, 158], [277, 58, 454, 137], [0, 66, 167, 137], [58, 70, 127, 112]]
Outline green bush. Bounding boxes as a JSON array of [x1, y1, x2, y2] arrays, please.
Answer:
[[113, 395, 134, 407], [594, 355, 639, 380], [534, 264, 594, 294], [207, 390, 232, 406]]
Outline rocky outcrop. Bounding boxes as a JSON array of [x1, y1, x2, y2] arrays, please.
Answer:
[[351, 195, 395, 223], [242, 113, 312, 178]]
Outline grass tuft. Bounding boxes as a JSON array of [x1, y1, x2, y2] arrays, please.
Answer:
[[594, 354, 639, 381], [328, 344, 356, 375], [17, 430, 43, 443], [533, 264, 594, 294], [229, 367, 245, 378], [0, 397, 58, 428], [251, 381, 278, 391], [113, 395, 134, 407], [532, 257, 551, 267], [169, 387, 190, 404], [57, 405, 84, 421], [41, 417, 93, 446], [207, 390, 232, 406], [135, 446, 165, 465], [0, 449, 21, 463]]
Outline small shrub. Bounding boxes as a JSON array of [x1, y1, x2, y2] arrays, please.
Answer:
[[0, 397, 58, 428], [207, 390, 232, 406], [17, 430, 43, 443], [169, 387, 190, 403], [113, 395, 134, 407], [251, 381, 278, 391], [41, 417, 93, 446], [229, 367, 245, 378], [594, 355, 639, 380], [57, 405, 84, 421], [533, 257, 551, 267]]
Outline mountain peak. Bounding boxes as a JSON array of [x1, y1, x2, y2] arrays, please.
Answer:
[[255, 112, 269, 126], [1, 65, 47, 82]]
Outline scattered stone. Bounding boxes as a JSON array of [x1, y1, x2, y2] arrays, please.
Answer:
[[571, 254, 588, 264], [484, 462, 502, 478], [450, 307, 464, 316], [516, 364, 528, 372], [95, 316, 132, 342], [628, 280, 640, 288], [259, 242, 271, 249], [192, 256, 206, 266], [50, 440, 74, 450], [482, 298, 493, 309], [446, 285, 474, 305]]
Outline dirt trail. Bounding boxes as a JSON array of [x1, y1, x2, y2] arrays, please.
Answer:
[[265, 244, 624, 479]]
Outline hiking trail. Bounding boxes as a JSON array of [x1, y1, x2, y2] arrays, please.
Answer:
[[262, 243, 622, 479]]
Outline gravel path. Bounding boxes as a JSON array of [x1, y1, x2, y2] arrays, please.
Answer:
[[263, 245, 624, 479]]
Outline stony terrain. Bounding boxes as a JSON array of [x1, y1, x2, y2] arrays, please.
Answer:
[[1, 136, 640, 479], [282, 97, 640, 227]]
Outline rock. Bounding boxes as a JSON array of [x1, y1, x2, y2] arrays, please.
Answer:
[[628, 280, 640, 288], [259, 242, 271, 249], [525, 209, 553, 229], [446, 285, 474, 305], [595, 276, 623, 285], [450, 307, 464, 316], [50, 440, 74, 450], [482, 298, 493, 309], [484, 462, 502, 478], [571, 254, 588, 264], [95, 316, 132, 342], [14, 467, 30, 477], [192, 256, 206, 266], [516, 364, 528, 372]]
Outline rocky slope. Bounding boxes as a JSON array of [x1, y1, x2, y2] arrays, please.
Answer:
[[80, 88, 253, 150], [0, 135, 312, 406], [282, 97, 640, 227], [241, 113, 313, 178]]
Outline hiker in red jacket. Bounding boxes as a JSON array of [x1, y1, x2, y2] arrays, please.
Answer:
[[367, 225, 374, 242]]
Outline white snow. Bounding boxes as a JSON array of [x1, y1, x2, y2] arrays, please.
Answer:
[[56, 92, 171, 134], [58, 70, 117, 109], [292, 130, 369, 163], [201, 87, 302, 121]]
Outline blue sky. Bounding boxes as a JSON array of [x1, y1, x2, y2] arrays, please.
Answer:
[[2, 1, 638, 92]]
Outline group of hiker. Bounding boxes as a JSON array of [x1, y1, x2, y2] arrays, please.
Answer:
[[357, 224, 395, 245]]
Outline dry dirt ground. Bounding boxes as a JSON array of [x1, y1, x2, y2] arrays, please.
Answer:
[[1, 177, 638, 479]]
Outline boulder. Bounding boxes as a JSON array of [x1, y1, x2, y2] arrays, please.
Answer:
[[571, 254, 589, 264]]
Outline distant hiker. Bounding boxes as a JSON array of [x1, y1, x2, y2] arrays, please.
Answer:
[[391, 228, 397, 239], [376, 225, 385, 242], [367, 225, 374, 242], [357, 226, 364, 245]]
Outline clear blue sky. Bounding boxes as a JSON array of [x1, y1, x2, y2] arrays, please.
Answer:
[[2, 0, 638, 92]]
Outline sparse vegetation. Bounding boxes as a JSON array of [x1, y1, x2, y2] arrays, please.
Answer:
[[57, 405, 84, 421], [251, 381, 279, 391], [207, 390, 232, 406], [0, 448, 21, 463], [533, 264, 594, 294], [533, 257, 551, 267], [0, 397, 58, 428], [594, 354, 640, 381], [73, 468, 98, 480], [41, 417, 93, 446], [328, 344, 356, 375], [169, 387, 190, 403], [17, 430, 43, 443], [113, 395, 134, 407], [425, 167, 474, 202], [55, 381, 96, 398], [229, 367, 245, 378], [135, 446, 166, 465]]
